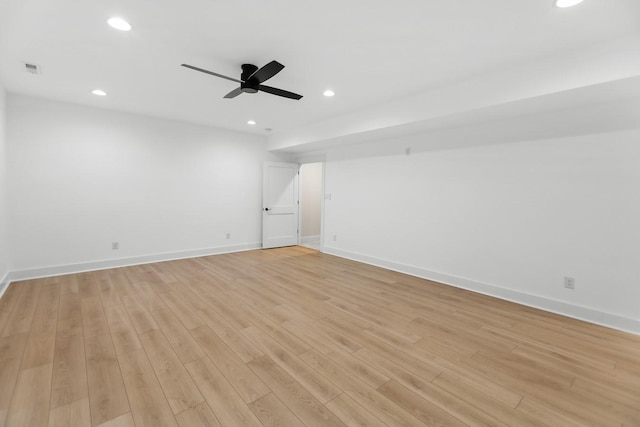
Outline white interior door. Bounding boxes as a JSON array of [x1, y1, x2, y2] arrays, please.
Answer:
[[263, 161, 299, 249]]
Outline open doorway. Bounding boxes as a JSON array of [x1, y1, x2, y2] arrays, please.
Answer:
[[299, 162, 323, 251]]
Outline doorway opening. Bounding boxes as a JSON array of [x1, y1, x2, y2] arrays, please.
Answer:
[[298, 162, 323, 251]]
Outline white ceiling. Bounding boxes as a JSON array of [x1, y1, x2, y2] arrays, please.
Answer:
[[1, 0, 639, 143]]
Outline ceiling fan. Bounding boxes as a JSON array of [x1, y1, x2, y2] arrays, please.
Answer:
[[181, 60, 303, 100]]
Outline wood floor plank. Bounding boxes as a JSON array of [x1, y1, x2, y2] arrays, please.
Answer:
[[1, 247, 638, 426], [572, 375, 640, 411], [239, 307, 312, 355], [0, 284, 26, 336], [95, 412, 135, 427], [107, 271, 137, 300], [95, 271, 121, 308], [354, 346, 439, 384], [185, 357, 263, 427], [278, 313, 342, 355], [356, 347, 507, 426], [78, 273, 101, 299], [513, 322, 634, 366], [51, 332, 88, 409], [432, 374, 541, 427], [2, 281, 41, 337], [190, 287, 253, 330], [321, 348, 390, 389], [248, 392, 305, 427], [469, 350, 575, 392], [148, 304, 205, 364], [21, 332, 57, 371], [59, 275, 80, 296], [483, 325, 615, 372], [81, 296, 110, 338], [516, 396, 589, 427], [57, 291, 83, 337], [282, 316, 362, 355], [130, 280, 166, 310], [325, 393, 388, 427], [104, 304, 142, 355], [20, 281, 60, 371], [175, 402, 221, 427], [327, 299, 422, 344], [190, 325, 270, 404], [0, 333, 29, 427], [356, 329, 522, 408], [159, 291, 205, 330], [191, 303, 264, 363], [512, 343, 633, 387], [412, 315, 517, 355], [118, 348, 178, 427], [48, 397, 91, 427], [85, 333, 130, 426], [122, 295, 159, 334], [296, 348, 426, 427], [29, 282, 61, 336], [5, 363, 53, 427], [246, 356, 346, 427], [139, 329, 204, 414], [242, 325, 342, 404], [378, 380, 474, 427]]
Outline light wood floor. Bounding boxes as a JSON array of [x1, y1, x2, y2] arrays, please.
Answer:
[[0, 247, 638, 427]]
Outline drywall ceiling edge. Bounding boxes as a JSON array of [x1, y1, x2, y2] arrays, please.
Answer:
[[267, 35, 640, 153]]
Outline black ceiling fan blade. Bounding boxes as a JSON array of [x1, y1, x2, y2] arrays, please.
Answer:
[[258, 85, 303, 100], [181, 64, 243, 84], [224, 87, 244, 99], [249, 61, 285, 84]]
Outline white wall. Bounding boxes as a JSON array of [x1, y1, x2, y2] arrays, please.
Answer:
[[323, 120, 640, 333], [300, 162, 322, 239], [0, 86, 8, 286], [7, 94, 283, 277]]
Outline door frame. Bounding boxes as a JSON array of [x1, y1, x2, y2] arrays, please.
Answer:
[[297, 161, 326, 252]]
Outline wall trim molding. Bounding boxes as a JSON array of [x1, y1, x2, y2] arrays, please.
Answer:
[[300, 235, 321, 244], [323, 246, 640, 336], [6, 242, 262, 283]]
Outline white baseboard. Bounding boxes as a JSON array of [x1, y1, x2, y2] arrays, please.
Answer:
[[300, 235, 320, 244], [0, 273, 10, 299], [6, 242, 261, 283], [5, 243, 638, 335], [323, 246, 640, 336]]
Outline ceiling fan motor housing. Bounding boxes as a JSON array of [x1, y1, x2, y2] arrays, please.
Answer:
[[241, 64, 259, 93]]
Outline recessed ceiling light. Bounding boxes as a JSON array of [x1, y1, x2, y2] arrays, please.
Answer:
[[92, 89, 107, 96], [247, 120, 256, 125], [323, 89, 335, 97], [107, 17, 132, 31], [555, 0, 584, 8]]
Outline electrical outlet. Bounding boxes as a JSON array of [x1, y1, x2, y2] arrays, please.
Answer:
[[112, 242, 119, 250], [325, 193, 332, 200], [226, 233, 231, 240], [333, 235, 337, 241], [564, 276, 575, 289]]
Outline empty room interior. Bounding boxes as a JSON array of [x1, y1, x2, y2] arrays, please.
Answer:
[[1, 0, 639, 426]]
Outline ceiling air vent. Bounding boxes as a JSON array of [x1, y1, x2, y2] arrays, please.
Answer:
[[24, 63, 40, 74]]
